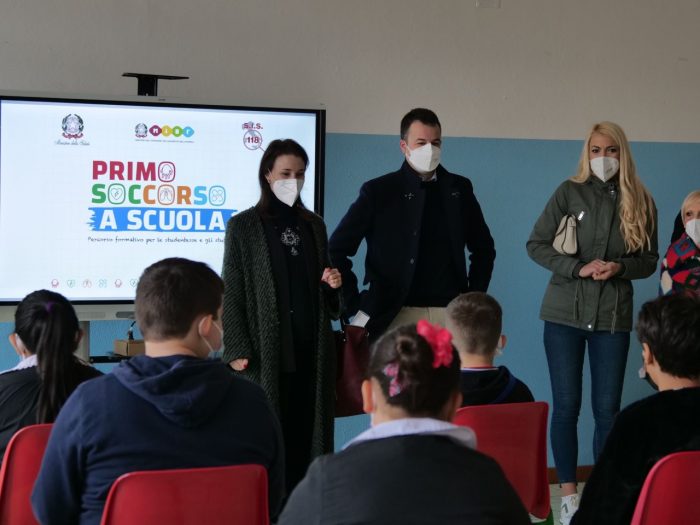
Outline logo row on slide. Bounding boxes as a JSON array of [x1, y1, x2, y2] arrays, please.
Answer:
[[49, 278, 138, 289]]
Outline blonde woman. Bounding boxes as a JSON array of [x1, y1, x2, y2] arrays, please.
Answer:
[[527, 122, 658, 525]]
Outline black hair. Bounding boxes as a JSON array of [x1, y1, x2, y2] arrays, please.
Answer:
[[400, 108, 441, 141], [14, 290, 82, 422], [636, 294, 700, 378], [367, 324, 460, 417], [135, 257, 224, 341], [255, 138, 311, 217], [446, 292, 502, 356]]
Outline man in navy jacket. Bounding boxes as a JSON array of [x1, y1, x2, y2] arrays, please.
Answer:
[[329, 108, 495, 338]]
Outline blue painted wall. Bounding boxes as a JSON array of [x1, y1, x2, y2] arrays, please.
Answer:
[[1, 133, 698, 466]]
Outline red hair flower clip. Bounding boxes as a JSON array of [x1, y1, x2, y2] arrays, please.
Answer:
[[416, 319, 454, 369]]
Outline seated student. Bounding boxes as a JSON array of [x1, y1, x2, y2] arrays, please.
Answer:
[[279, 321, 529, 525], [445, 292, 534, 406], [32, 258, 285, 525], [0, 290, 101, 460], [571, 294, 700, 525]]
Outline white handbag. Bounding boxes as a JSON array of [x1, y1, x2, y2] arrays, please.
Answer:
[[553, 214, 578, 255]]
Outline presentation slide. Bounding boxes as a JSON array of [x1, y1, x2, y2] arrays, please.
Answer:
[[0, 98, 320, 302]]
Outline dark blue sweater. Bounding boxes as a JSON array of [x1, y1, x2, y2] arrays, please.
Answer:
[[31, 354, 284, 525], [459, 366, 534, 406]]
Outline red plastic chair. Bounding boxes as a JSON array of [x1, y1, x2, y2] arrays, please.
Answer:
[[630, 451, 700, 525], [0, 423, 53, 525], [100, 464, 269, 525], [453, 401, 550, 521]]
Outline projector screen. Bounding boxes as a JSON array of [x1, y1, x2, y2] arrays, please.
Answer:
[[0, 94, 325, 319]]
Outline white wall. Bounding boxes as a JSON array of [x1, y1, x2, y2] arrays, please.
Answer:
[[2, 0, 700, 141]]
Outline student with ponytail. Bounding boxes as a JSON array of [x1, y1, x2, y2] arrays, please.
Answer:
[[0, 290, 101, 458], [279, 321, 528, 525]]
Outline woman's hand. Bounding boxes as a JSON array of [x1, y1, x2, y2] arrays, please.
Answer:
[[321, 267, 342, 289], [229, 358, 249, 371], [579, 260, 622, 280], [592, 261, 622, 281], [578, 259, 607, 278]]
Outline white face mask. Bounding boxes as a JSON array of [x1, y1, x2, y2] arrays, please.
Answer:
[[271, 178, 303, 207], [686, 218, 700, 246], [495, 335, 504, 356], [201, 321, 223, 357], [590, 156, 620, 182], [406, 144, 441, 174]]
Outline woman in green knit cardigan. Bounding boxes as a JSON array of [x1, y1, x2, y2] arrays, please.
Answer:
[[222, 139, 342, 492]]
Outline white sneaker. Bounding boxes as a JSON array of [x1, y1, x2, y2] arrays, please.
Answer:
[[559, 494, 580, 525]]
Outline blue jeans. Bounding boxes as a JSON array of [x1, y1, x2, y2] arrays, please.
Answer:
[[544, 321, 629, 483]]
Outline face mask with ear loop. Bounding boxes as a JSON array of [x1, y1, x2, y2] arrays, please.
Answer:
[[638, 365, 659, 391], [7, 334, 37, 369], [200, 320, 224, 359], [271, 179, 304, 207], [406, 144, 441, 174], [590, 156, 620, 182], [685, 218, 700, 247], [495, 338, 504, 357]]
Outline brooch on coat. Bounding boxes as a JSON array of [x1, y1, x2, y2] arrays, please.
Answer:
[[280, 227, 301, 256]]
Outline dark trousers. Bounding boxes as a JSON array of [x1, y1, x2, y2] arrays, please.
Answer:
[[279, 350, 315, 494]]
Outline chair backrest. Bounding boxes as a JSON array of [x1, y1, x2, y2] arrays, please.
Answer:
[[100, 464, 269, 525], [453, 401, 550, 519], [0, 423, 53, 525], [630, 451, 700, 525]]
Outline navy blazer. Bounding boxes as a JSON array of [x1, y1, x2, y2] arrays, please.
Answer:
[[329, 161, 495, 337]]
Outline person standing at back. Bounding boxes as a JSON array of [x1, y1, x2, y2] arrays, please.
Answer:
[[329, 108, 496, 339], [221, 139, 341, 492], [527, 122, 658, 524], [659, 190, 700, 296]]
